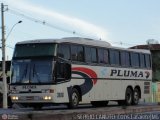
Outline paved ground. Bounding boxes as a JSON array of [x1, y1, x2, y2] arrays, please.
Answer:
[[0, 102, 160, 120]]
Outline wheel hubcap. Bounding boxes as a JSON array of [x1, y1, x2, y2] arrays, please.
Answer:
[[127, 93, 131, 103], [72, 92, 78, 106], [134, 92, 139, 103]]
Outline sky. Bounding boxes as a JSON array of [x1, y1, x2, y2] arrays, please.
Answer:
[[0, 0, 160, 60]]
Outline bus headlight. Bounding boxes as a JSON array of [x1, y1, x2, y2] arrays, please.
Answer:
[[43, 96, 52, 100], [11, 96, 19, 100]]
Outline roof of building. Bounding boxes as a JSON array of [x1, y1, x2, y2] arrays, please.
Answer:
[[130, 44, 160, 50]]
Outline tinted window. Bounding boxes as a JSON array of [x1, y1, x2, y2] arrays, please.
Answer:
[[85, 47, 91, 62], [71, 45, 84, 62], [131, 53, 140, 67], [104, 50, 109, 64], [58, 44, 70, 60], [71, 45, 77, 61], [85, 47, 97, 63], [98, 49, 103, 63], [140, 54, 145, 68], [121, 51, 130, 67], [77, 46, 84, 62], [91, 48, 97, 63], [110, 49, 120, 65], [98, 49, 109, 64], [145, 54, 151, 68], [14, 44, 56, 57]]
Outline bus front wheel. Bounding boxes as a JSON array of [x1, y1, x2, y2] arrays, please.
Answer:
[[68, 88, 80, 109]]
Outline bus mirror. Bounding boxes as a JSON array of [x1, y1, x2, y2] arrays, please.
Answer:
[[56, 62, 71, 80], [65, 63, 71, 80]]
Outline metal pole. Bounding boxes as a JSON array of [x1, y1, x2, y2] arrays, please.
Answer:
[[1, 3, 8, 108]]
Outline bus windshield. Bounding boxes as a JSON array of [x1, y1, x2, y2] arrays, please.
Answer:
[[13, 43, 56, 58], [11, 60, 53, 84]]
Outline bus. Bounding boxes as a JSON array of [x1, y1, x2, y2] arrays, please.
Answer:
[[9, 37, 152, 109]]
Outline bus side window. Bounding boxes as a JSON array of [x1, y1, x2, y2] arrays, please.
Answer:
[[145, 54, 151, 68], [71, 45, 84, 62], [58, 44, 70, 60], [91, 47, 97, 63], [85, 47, 91, 63], [98, 48, 104, 63], [110, 49, 120, 66], [71, 45, 77, 61], [77, 46, 84, 62], [140, 54, 145, 68], [98, 48, 109, 64], [131, 52, 140, 67], [121, 51, 130, 67], [104, 49, 109, 64]]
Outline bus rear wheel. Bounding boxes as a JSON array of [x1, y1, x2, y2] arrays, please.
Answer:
[[125, 87, 133, 106], [132, 88, 140, 105], [68, 88, 80, 109]]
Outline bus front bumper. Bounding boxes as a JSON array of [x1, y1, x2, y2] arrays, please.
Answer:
[[10, 93, 54, 103]]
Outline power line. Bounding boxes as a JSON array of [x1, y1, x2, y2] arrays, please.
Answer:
[[6, 8, 144, 47], [7, 8, 88, 38]]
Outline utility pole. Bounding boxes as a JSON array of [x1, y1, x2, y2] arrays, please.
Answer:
[[1, 3, 8, 108]]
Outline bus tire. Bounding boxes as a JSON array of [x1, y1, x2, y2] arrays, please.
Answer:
[[132, 88, 140, 105], [68, 88, 80, 109], [125, 87, 133, 106], [91, 101, 108, 107]]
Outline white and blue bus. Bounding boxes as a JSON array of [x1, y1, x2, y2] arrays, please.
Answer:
[[9, 37, 152, 109]]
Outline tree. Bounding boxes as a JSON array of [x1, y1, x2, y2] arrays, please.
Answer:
[[146, 39, 159, 45]]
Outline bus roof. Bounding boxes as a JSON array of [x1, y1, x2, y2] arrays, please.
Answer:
[[17, 37, 111, 48], [16, 37, 150, 54]]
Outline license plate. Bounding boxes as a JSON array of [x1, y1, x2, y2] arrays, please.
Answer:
[[26, 96, 34, 100]]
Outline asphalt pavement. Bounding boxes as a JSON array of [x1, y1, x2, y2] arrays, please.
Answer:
[[0, 102, 159, 120]]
